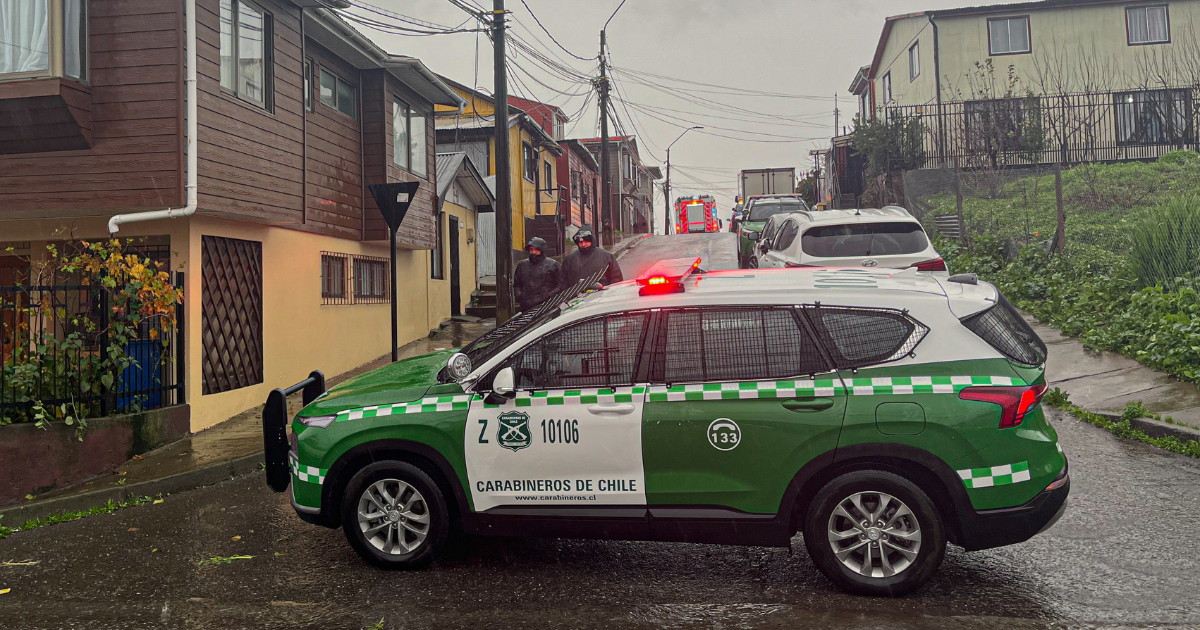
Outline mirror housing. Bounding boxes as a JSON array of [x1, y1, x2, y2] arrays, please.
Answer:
[[492, 366, 516, 398], [744, 230, 761, 241]]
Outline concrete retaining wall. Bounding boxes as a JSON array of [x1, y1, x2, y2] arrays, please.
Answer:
[[0, 405, 190, 506]]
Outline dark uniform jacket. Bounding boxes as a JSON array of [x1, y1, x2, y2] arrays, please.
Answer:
[[561, 246, 623, 288], [513, 256, 562, 312]]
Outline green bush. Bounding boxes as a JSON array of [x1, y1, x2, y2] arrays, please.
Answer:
[[1129, 196, 1200, 290]]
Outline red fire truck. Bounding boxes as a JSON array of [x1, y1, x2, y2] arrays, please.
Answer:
[[674, 196, 718, 234]]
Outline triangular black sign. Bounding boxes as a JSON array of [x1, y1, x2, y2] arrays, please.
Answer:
[[368, 181, 422, 231]]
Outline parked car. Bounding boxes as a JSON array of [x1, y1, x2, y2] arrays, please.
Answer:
[[737, 195, 809, 268], [745, 211, 799, 268], [729, 202, 744, 233], [264, 259, 1067, 597], [756, 207, 948, 274]]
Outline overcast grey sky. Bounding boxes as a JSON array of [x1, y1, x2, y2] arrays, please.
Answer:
[[363, 0, 977, 225]]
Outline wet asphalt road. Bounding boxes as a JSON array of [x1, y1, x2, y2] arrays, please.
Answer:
[[2, 233, 1199, 629]]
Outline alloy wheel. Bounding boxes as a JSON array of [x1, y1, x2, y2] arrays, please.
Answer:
[[357, 478, 431, 555], [826, 491, 922, 578]]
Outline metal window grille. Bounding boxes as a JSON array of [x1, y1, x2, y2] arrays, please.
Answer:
[[960, 294, 1047, 366], [353, 256, 389, 303], [654, 307, 828, 384], [513, 312, 649, 390], [321, 252, 349, 304], [805, 306, 927, 370]]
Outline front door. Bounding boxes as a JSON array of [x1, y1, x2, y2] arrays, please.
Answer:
[[448, 215, 462, 316], [464, 311, 653, 513], [641, 306, 847, 516]]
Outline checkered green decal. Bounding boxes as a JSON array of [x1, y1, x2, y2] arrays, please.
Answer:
[[290, 453, 327, 485], [647, 376, 1025, 401], [482, 386, 646, 409], [334, 394, 473, 423], [957, 461, 1031, 489]]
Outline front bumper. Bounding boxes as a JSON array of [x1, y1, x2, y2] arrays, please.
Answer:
[[957, 460, 1070, 551]]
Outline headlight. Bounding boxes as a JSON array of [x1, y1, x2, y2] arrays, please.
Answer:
[[447, 352, 473, 381], [296, 415, 336, 429]]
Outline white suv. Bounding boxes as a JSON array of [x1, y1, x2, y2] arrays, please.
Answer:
[[754, 207, 948, 275]]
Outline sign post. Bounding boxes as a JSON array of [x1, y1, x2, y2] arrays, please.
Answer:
[[368, 181, 421, 362]]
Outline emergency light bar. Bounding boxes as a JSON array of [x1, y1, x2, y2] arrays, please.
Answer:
[[637, 257, 702, 296]]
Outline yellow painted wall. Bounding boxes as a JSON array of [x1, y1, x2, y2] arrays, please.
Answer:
[[0, 213, 464, 433], [876, 1, 1200, 108], [430, 201, 478, 316]]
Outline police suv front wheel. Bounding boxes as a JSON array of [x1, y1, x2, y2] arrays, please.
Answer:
[[341, 461, 449, 569], [803, 470, 946, 596]]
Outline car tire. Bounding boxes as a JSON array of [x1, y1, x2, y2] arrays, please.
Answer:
[[340, 460, 450, 570], [748, 256, 759, 269], [803, 470, 946, 597]]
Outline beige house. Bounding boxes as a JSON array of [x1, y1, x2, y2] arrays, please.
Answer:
[[853, 0, 1200, 166]]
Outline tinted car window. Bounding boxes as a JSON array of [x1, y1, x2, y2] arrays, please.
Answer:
[[747, 200, 806, 222], [773, 220, 800, 252], [653, 307, 828, 383], [804, 306, 928, 369], [801, 222, 930, 257], [511, 313, 648, 389]]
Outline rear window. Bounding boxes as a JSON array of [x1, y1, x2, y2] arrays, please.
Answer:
[[748, 201, 805, 222], [801, 222, 930, 258], [805, 306, 928, 369], [960, 294, 1048, 366]]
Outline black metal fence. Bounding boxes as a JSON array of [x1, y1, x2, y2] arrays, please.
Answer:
[[0, 272, 185, 422], [886, 87, 1200, 170]]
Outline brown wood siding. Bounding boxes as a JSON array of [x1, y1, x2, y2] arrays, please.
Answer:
[[362, 73, 436, 248], [0, 0, 183, 218], [196, 0, 305, 226], [304, 42, 362, 240]]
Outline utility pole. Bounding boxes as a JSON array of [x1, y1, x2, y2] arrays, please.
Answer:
[[492, 0, 514, 322], [663, 166, 670, 235], [834, 93, 839, 137], [598, 30, 613, 248], [664, 126, 701, 238]]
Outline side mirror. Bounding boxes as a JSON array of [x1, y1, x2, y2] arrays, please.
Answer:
[[493, 366, 516, 398], [745, 231, 761, 241]]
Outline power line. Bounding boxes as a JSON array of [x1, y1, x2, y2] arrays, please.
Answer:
[[613, 65, 838, 101], [518, 0, 591, 61]]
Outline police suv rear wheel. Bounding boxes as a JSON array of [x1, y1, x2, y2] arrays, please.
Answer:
[[803, 470, 946, 596], [341, 461, 449, 569]]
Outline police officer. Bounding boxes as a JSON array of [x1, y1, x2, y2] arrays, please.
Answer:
[[512, 237, 561, 313], [561, 225, 623, 288]]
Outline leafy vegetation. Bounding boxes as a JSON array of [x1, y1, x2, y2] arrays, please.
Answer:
[[1043, 397, 1200, 459], [852, 113, 927, 177], [0, 495, 162, 539]]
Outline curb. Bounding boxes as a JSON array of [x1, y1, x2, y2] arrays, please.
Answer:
[[613, 233, 651, 259], [1093, 411, 1200, 444], [0, 452, 265, 526]]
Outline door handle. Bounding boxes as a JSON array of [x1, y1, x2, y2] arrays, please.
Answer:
[[588, 403, 636, 415], [782, 398, 835, 412]]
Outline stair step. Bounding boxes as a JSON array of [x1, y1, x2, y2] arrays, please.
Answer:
[[471, 291, 497, 306], [466, 305, 497, 318]]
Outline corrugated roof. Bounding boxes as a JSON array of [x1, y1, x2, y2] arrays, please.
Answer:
[[436, 151, 495, 211]]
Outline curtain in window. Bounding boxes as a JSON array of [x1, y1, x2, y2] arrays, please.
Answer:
[[0, 0, 50, 75], [238, 2, 265, 106], [393, 100, 410, 168], [1146, 6, 1168, 42], [411, 112, 427, 176], [62, 0, 83, 79]]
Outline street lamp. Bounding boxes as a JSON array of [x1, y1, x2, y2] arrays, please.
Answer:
[[664, 126, 703, 235]]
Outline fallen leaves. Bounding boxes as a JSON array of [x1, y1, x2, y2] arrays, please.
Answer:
[[231, 535, 241, 541], [153, 499, 164, 505], [197, 555, 253, 567], [0, 588, 10, 595], [0, 561, 39, 567], [127, 528, 138, 532]]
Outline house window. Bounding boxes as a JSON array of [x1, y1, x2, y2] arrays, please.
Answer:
[[909, 42, 920, 81], [303, 59, 313, 111], [1115, 89, 1192, 145], [881, 72, 892, 104], [220, 0, 273, 110], [321, 253, 348, 304], [353, 257, 389, 302], [543, 161, 553, 195], [392, 99, 426, 177], [1127, 5, 1169, 45], [0, 0, 87, 81], [965, 98, 1033, 152], [571, 171, 581, 199], [319, 67, 356, 119], [523, 142, 537, 182], [988, 16, 1031, 55], [431, 212, 445, 279]]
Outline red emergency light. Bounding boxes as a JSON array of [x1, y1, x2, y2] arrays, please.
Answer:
[[637, 257, 702, 296]]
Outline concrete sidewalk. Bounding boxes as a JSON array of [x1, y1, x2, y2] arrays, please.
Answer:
[[1, 319, 494, 525], [1032, 317, 1200, 438]]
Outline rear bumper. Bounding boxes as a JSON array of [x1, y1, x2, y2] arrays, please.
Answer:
[[957, 461, 1069, 551]]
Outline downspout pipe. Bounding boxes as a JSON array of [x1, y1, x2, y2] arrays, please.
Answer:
[[108, 0, 198, 234], [930, 13, 947, 168]]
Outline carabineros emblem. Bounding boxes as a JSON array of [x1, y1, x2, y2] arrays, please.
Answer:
[[497, 411, 532, 452]]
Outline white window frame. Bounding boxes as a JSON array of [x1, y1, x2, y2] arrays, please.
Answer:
[[220, 0, 273, 110], [881, 72, 892, 104], [1126, 5, 1170, 45], [0, 0, 87, 83], [988, 16, 1031, 56], [909, 42, 920, 81]]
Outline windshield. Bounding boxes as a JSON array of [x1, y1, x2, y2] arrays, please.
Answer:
[[747, 200, 805, 222], [801, 222, 930, 257]]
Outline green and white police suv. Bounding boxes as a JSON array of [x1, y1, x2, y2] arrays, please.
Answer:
[[262, 260, 1068, 597]]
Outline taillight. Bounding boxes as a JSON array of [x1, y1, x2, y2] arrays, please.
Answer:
[[912, 258, 947, 272], [958, 383, 1048, 429]]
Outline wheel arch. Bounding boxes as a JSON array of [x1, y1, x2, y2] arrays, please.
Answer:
[[320, 440, 474, 531], [781, 444, 972, 547]]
